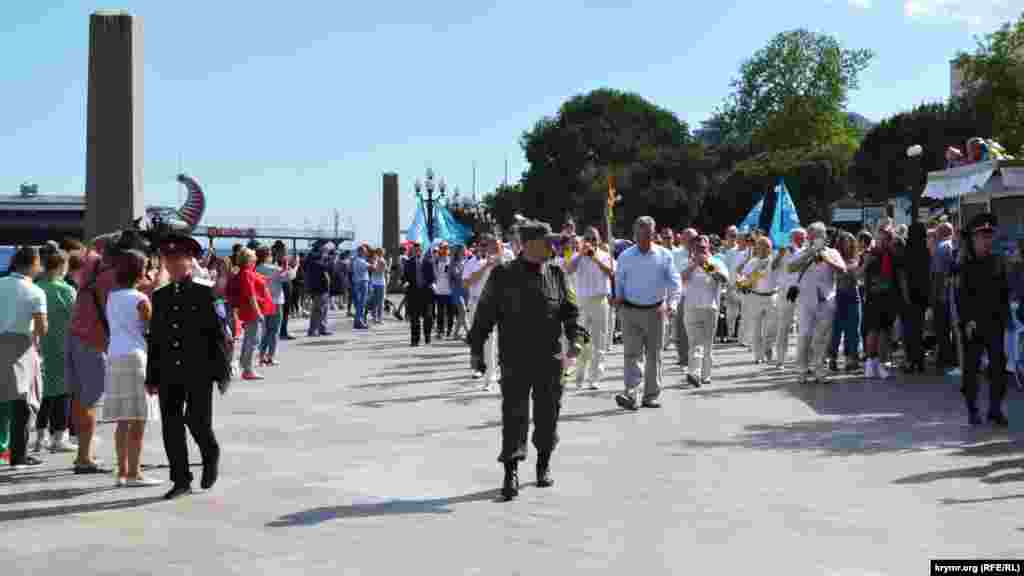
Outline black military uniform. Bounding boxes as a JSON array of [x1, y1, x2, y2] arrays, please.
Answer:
[[147, 233, 231, 499], [468, 220, 588, 501], [958, 213, 1010, 427]]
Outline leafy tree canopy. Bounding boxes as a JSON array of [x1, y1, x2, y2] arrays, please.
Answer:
[[954, 11, 1024, 153]]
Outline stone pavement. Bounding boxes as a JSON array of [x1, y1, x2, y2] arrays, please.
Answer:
[[2, 309, 1024, 575]]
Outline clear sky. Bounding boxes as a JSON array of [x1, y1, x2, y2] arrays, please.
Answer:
[[1, 1, 1020, 244]]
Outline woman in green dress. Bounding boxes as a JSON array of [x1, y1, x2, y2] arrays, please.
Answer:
[[34, 249, 78, 453]]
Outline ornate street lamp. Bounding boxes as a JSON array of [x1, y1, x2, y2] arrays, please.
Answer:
[[907, 144, 924, 223], [414, 168, 447, 243]]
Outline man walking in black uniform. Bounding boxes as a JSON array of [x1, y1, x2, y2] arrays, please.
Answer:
[[468, 220, 589, 501], [402, 242, 436, 346], [958, 212, 1010, 427], [146, 233, 231, 500]]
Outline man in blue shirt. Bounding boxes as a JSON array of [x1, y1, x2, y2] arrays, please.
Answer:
[[613, 216, 682, 410], [350, 245, 370, 330]]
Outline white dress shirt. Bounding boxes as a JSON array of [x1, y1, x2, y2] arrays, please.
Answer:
[[741, 257, 777, 292], [683, 258, 729, 310], [775, 248, 803, 293], [571, 251, 613, 299]]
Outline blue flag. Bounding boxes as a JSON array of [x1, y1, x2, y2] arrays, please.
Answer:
[[738, 196, 763, 233], [769, 178, 801, 250], [405, 198, 428, 246]]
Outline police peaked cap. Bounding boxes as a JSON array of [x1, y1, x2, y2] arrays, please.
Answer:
[[159, 233, 203, 257], [516, 220, 561, 243], [966, 212, 997, 235]]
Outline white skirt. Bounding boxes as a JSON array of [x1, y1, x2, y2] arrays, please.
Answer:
[[101, 351, 158, 422]]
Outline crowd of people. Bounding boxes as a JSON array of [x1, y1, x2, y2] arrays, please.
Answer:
[[0, 208, 1014, 501]]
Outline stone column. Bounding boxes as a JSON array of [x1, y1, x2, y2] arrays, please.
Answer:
[[85, 11, 144, 240], [382, 173, 400, 292]]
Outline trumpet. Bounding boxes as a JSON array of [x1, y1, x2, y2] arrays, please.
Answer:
[[702, 261, 716, 274]]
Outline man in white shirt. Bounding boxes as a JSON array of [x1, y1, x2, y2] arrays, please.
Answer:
[[737, 236, 778, 364], [566, 227, 614, 390], [612, 217, 682, 410], [672, 228, 698, 366], [787, 222, 845, 383], [771, 228, 806, 368], [719, 226, 746, 343], [681, 235, 729, 386], [462, 234, 510, 390]]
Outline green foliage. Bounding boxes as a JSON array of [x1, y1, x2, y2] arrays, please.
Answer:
[[714, 29, 874, 148], [480, 184, 523, 233], [851, 99, 994, 203], [954, 12, 1024, 153], [512, 88, 702, 234]]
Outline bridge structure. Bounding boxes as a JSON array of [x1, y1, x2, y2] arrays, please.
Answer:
[[0, 194, 354, 250]]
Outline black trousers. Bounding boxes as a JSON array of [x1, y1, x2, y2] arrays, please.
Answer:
[[8, 399, 31, 466], [962, 326, 1008, 415], [902, 302, 926, 366], [159, 382, 220, 487], [932, 298, 955, 368], [280, 282, 292, 337], [36, 394, 69, 432], [434, 294, 455, 336], [498, 359, 563, 463], [408, 287, 434, 344]]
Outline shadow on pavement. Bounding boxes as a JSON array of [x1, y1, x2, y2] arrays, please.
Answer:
[[466, 408, 632, 432], [0, 486, 116, 506], [266, 488, 505, 526], [352, 390, 471, 408], [939, 494, 1024, 505], [892, 458, 1024, 486], [352, 374, 470, 392], [296, 339, 351, 347], [0, 495, 164, 523]]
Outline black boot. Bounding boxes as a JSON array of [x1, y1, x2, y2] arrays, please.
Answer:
[[989, 411, 1009, 427], [501, 462, 519, 501], [200, 445, 220, 490], [966, 400, 982, 426], [536, 452, 553, 488]]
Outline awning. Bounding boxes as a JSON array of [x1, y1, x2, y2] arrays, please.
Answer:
[[922, 160, 998, 200]]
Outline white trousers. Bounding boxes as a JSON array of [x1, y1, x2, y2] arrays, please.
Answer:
[[725, 288, 742, 339], [746, 293, 777, 362], [774, 299, 797, 365], [797, 299, 835, 375], [468, 299, 499, 384], [684, 307, 717, 381], [576, 295, 609, 385]]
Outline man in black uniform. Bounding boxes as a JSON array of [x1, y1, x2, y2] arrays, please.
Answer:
[[146, 233, 231, 500], [958, 212, 1010, 427], [468, 219, 589, 501], [402, 241, 436, 346]]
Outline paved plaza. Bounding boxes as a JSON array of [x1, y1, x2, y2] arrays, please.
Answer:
[[2, 309, 1024, 575]]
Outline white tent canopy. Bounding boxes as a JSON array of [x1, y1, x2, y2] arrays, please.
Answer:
[[923, 159, 1024, 200]]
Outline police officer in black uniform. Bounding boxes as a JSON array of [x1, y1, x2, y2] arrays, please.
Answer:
[[468, 220, 589, 501], [146, 232, 231, 500], [958, 212, 1010, 427]]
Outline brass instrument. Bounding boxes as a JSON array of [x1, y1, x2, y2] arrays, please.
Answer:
[[738, 257, 771, 291]]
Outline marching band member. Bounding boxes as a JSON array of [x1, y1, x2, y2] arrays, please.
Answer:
[[737, 236, 777, 364], [772, 228, 806, 368], [787, 222, 846, 384]]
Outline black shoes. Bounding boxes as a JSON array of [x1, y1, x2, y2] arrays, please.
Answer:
[[614, 393, 638, 411], [164, 483, 192, 500], [968, 410, 983, 426], [201, 449, 220, 490], [536, 453, 553, 488], [501, 462, 519, 501], [989, 411, 1009, 427]]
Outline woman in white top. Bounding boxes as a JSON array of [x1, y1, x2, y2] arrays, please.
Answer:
[[736, 236, 778, 364], [103, 250, 162, 487], [433, 243, 454, 338]]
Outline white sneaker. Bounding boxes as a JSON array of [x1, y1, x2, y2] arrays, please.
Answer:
[[876, 362, 890, 380], [50, 432, 78, 453], [584, 382, 600, 391], [126, 476, 165, 487], [471, 371, 483, 380]]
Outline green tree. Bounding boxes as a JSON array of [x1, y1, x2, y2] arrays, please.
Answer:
[[516, 88, 703, 234], [851, 99, 994, 203], [480, 183, 523, 233], [953, 12, 1024, 153], [715, 29, 873, 150]]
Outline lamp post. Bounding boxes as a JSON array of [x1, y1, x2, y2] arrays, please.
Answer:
[[907, 144, 924, 224], [414, 168, 447, 243]]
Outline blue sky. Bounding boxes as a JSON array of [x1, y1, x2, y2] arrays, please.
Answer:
[[1, 1, 1020, 244]]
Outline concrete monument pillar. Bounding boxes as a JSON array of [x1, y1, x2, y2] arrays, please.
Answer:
[[382, 172, 399, 257], [85, 10, 144, 239]]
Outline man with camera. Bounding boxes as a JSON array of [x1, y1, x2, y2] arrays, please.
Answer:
[[787, 221, 846, 384], [565, 227, 614, 390]]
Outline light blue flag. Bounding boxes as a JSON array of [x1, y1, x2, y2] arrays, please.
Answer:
[[435, 204, 474, 245], [738, 196, 763, 233], [405, 198, 428, 246], [769, 177, 801, 250]]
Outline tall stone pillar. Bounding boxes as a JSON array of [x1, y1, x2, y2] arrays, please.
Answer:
[[382, 172, 399, 256], [382, 173, 400, 292], [85, 11, 144, 240]]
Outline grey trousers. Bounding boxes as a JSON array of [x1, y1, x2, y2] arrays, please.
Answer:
[[674, 296, 688, 365], [621, 306, 664, 401]]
